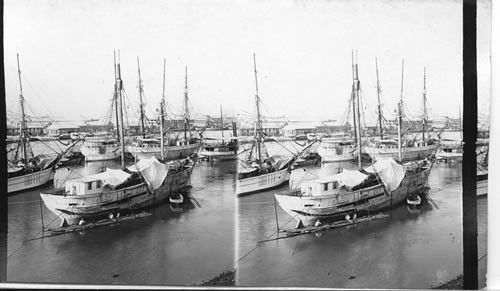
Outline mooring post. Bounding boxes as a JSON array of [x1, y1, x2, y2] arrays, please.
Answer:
[[273, 195, 280, 234], [39, 197, 45, 232]]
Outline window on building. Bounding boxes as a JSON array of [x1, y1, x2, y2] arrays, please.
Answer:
[[87, 182, 92, 190]]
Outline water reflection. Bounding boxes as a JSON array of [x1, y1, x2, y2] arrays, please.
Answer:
[[8, 154, 236, 285], [237, 142, 465, 288]]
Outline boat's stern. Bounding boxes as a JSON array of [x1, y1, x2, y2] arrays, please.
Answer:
[[274, 189, 316, 227]]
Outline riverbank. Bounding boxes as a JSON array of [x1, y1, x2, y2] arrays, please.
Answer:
[[198, 270, 235, 286], [432, 275, 463, 289]]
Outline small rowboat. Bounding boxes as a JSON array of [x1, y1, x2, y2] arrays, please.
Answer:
[[169, 193, 184, 205], [407, 193, 422, 206]]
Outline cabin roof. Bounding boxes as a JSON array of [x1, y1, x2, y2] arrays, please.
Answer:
[[68, 168, 131, 186], [322, 137, 354, 142], [308, 169, 368, 187]]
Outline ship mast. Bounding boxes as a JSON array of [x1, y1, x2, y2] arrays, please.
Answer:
[[253, 53, 263, 167], [137, 57, 146, 138], [459, 106, 462, 130], [352, 50, 362, 170], [184, 66, 190, 143], [220, 104, 225, 145], [375, 57, 384, 139], [16, 53, 28, 164], [397, 59, 405, 162], [115, 50, 126, 168], [160, 59, 166, 160], [459, 106, 462, 140], [422, 67, 428, 141], [351, 52, 358, 144], [113, 53, 120, 140]]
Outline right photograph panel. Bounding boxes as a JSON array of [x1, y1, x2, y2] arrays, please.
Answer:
[[236, 0, 491, 288]]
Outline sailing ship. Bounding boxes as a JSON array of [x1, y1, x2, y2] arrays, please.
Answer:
[[126, 63, 200, 160], [199, 105, 239, 160], [476, 140, 488, 197], [436, 140, 463, 162], [236, 54, 295, 196], [317, 63, 365, 163], [40, 53, 195, 226], [436, 109, 463, 162], [7, 54, 60, 194], [274, 54, 434, 228], [80, 136, 121, 162], [80, 57, 128, 162], [317, 137, 357, 162], [292, 141, 321, 168], [364, 62, 439, 162]]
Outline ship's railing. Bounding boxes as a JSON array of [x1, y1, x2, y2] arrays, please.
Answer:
[[276, 189, 302, 197], [42, 187, 66, 195]]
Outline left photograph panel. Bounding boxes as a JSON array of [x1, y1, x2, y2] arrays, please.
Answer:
[[3, 0, 237, 286]]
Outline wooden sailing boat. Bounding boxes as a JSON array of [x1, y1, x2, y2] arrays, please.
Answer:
[[126, 64, 201, 160], [275, 53, 434, 228], [476, 137, 488, 197], [40, 53, 195, 226], [198, 105, 239, 160], [79, 54, 123, 162], [7, 54, 60, 194], [236, 54, 295, 195], [364, 61, 439, 162], [436, 107, 463, 162], [317, 53, 362, 163]]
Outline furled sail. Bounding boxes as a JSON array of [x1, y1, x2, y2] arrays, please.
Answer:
[[127, 157, 170, 190], [364, 157, 405, 191]]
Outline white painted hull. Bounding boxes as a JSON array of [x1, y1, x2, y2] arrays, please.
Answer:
[[40, 166, 194, 226], [477, 174, 488, 197], [436, 151, 463, 161], [80, 144, 121, 161], [127, 143, 200, 161], [364, 144, 438, 162], [8, 167, 55, 194], [275, 168, 431, 227], [317, 143, 357, 162], [236, 168, 290, 196], [198, 150, 238, 160]]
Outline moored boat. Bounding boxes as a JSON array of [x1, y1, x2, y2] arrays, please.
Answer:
[[477, 172, 488, 197], [80, 136, 121, 161], [275, 158, 432, 227], [364, 139, 439, 162], [169, 192, 185, 205], [126, 65, 201, 160], [407, 193, 422, 206], [436, 139, 463, 162], [8, 156, 58, 194], [317, 137, 357, 162], [237, 155, 294, 195], [198, 105, 239, 161], [40, 156, 194, 226], [40, 54, 195, 226], [127, 137, 200, 161], [364, 64, 439, 162], [275, 55, 434, 228], [199, 139, 239, 160], [476, 141, 488, 197], [7, 54, 60, 194], [236, 54, 296, 196]]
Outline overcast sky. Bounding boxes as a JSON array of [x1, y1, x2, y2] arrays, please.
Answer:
[[4, 0, 491, 124]]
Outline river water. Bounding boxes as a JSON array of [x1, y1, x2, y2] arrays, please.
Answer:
[[236, 141, 487, 288], [6, 138, 487, 288], [7, 135, 236, 286]]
